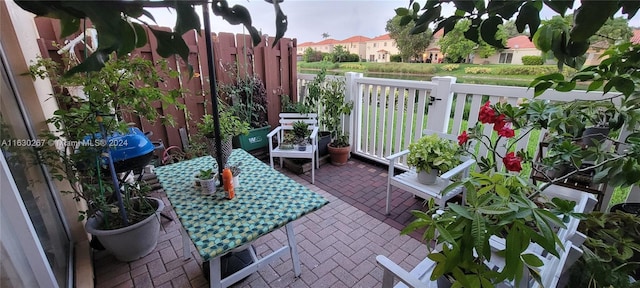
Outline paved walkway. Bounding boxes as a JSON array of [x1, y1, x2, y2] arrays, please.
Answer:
[[94, 157, 431, 288]]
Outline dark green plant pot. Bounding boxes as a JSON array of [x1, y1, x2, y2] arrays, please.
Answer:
[[318, 131, 331, 156], [233, 126, 271, 151]]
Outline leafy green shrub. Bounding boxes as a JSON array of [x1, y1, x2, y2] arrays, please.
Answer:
[[441, 64, 460, 71], [298, 61, 339, 70], [492, 66, 558, 75], [464, 67, 492, 74], [367, 63, 437, 74], [521, 55, 544, 65], [340, 63, 366, 70], [390, 55, 402, 62]]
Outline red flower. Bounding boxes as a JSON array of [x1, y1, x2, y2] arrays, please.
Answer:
[[492, 114, 506, 130], [458, 131, 469, 146], [503, 152, 522, 172], [478, 101, 497, 124], [497, 126, 515, 138]]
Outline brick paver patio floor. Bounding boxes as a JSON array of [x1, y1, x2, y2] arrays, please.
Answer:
[[93, 156, 433, 288]]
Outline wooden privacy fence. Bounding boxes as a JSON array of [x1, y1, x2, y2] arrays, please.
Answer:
[[35, 18, 297, 150]]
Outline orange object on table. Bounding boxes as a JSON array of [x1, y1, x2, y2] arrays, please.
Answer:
[[222, 168, 235, 199]]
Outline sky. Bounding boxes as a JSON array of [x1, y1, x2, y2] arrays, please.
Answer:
[[147, 0, 640, 44]]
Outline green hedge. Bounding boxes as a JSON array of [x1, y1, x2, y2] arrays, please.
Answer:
[[464, 67, 492, 74], [367, 63, 438, 74], [390, 55, 402, 62], [521, 55, 544, 65], [441, 64, 460, 71]]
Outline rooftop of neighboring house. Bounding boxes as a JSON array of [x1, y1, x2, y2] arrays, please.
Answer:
[[341, 35, 371, 43], [507, 35, 536, 49], [370, 33, 391, 41], [315, 38, 340, 45], [298, 41, 315, 47], [632, 29, 640, 44]]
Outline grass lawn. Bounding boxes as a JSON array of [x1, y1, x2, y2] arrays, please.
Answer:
[[298, 61, 594, 89]]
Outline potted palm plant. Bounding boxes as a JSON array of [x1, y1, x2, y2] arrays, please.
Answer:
[[320, 77, 353, 165], [407, 134, 461, 184], [30, 53, 184, 262]]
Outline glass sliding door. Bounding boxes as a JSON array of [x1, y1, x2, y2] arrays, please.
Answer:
[[0, 44, 72, 287]]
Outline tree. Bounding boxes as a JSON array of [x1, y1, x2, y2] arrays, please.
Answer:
[[395, 0, 640, 69], [321, 33, 331, 39], [438, 19, 505, 62], [331, 45, 350, 62], [591, 17, 633, 44], [385, 15, 432, 62], [438, 20, 476, 62], [502, 20, 525, 38], [303, 47, 323, 62]]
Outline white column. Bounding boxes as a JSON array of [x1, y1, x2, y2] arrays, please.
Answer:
[[344, 72, 363, 148], [426, 76, 456, 133]]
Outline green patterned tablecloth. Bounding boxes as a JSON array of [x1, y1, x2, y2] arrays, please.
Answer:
[[155, 149, 328, 261]]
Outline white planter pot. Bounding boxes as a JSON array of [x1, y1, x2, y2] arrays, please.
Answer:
[[85, 197, 165, 262], [417, 170, 438, 185], [200, 178, 217, 195], [233, 176, 240, 188]]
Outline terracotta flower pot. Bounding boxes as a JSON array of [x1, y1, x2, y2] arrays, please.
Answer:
[[327, 144, 350, 166]]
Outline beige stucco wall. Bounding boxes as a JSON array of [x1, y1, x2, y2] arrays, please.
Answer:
[[1, 1, 93, 287], [365, 40, 398, 62], [473, 48, 541, 65]]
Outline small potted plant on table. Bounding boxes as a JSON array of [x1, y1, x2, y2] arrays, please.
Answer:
[[195, 168, 217, 195], [407, 134, 460, 185]]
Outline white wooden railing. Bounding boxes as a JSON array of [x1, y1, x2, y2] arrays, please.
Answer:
[[297, 72, 635, 208]]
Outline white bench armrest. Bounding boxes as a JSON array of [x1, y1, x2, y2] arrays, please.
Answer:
[[309, 127, 319, 139], [440, 159, 475, 180], [386, 150, 410, 161], [267, 126, 282, 138], [376, 255, 426, 288]]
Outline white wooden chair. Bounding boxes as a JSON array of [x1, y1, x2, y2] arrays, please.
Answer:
[[377, 239, 577, 288], [385, 130, 475, 215], [267, 113, 319, 183]]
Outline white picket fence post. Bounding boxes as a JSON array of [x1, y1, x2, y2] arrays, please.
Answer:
[[426, 76, 457, 133], [345, 72, 363, 148]]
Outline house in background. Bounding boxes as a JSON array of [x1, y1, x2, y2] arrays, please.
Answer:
[[423, 29, 444, 63], [340, 35, 370, 61], [472, 35, 540, 65], [366, 34, 399, 62], [584, 29, 640, 66]]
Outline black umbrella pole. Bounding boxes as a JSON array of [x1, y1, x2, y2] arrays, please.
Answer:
[[202, 2, 225, 185]]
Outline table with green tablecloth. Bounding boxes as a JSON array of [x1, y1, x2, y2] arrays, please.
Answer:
[[155, 149, 328, 288]]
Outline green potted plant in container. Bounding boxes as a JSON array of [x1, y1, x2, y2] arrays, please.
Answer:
[[292, 120, 310, 151], [196, 102, 249, 168], [306, 69, 332, 156], [195, 168, 217, 195], [30, 54, 183, 262], [407, 134, 461, 185], [219, 63, 271, 151], [320, 77, 353, 165]]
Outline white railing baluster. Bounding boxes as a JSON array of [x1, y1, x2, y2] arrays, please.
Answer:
[[376, 86, 389, 158], [390, 87, 403, 158], [451, 93, 468, 136]]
